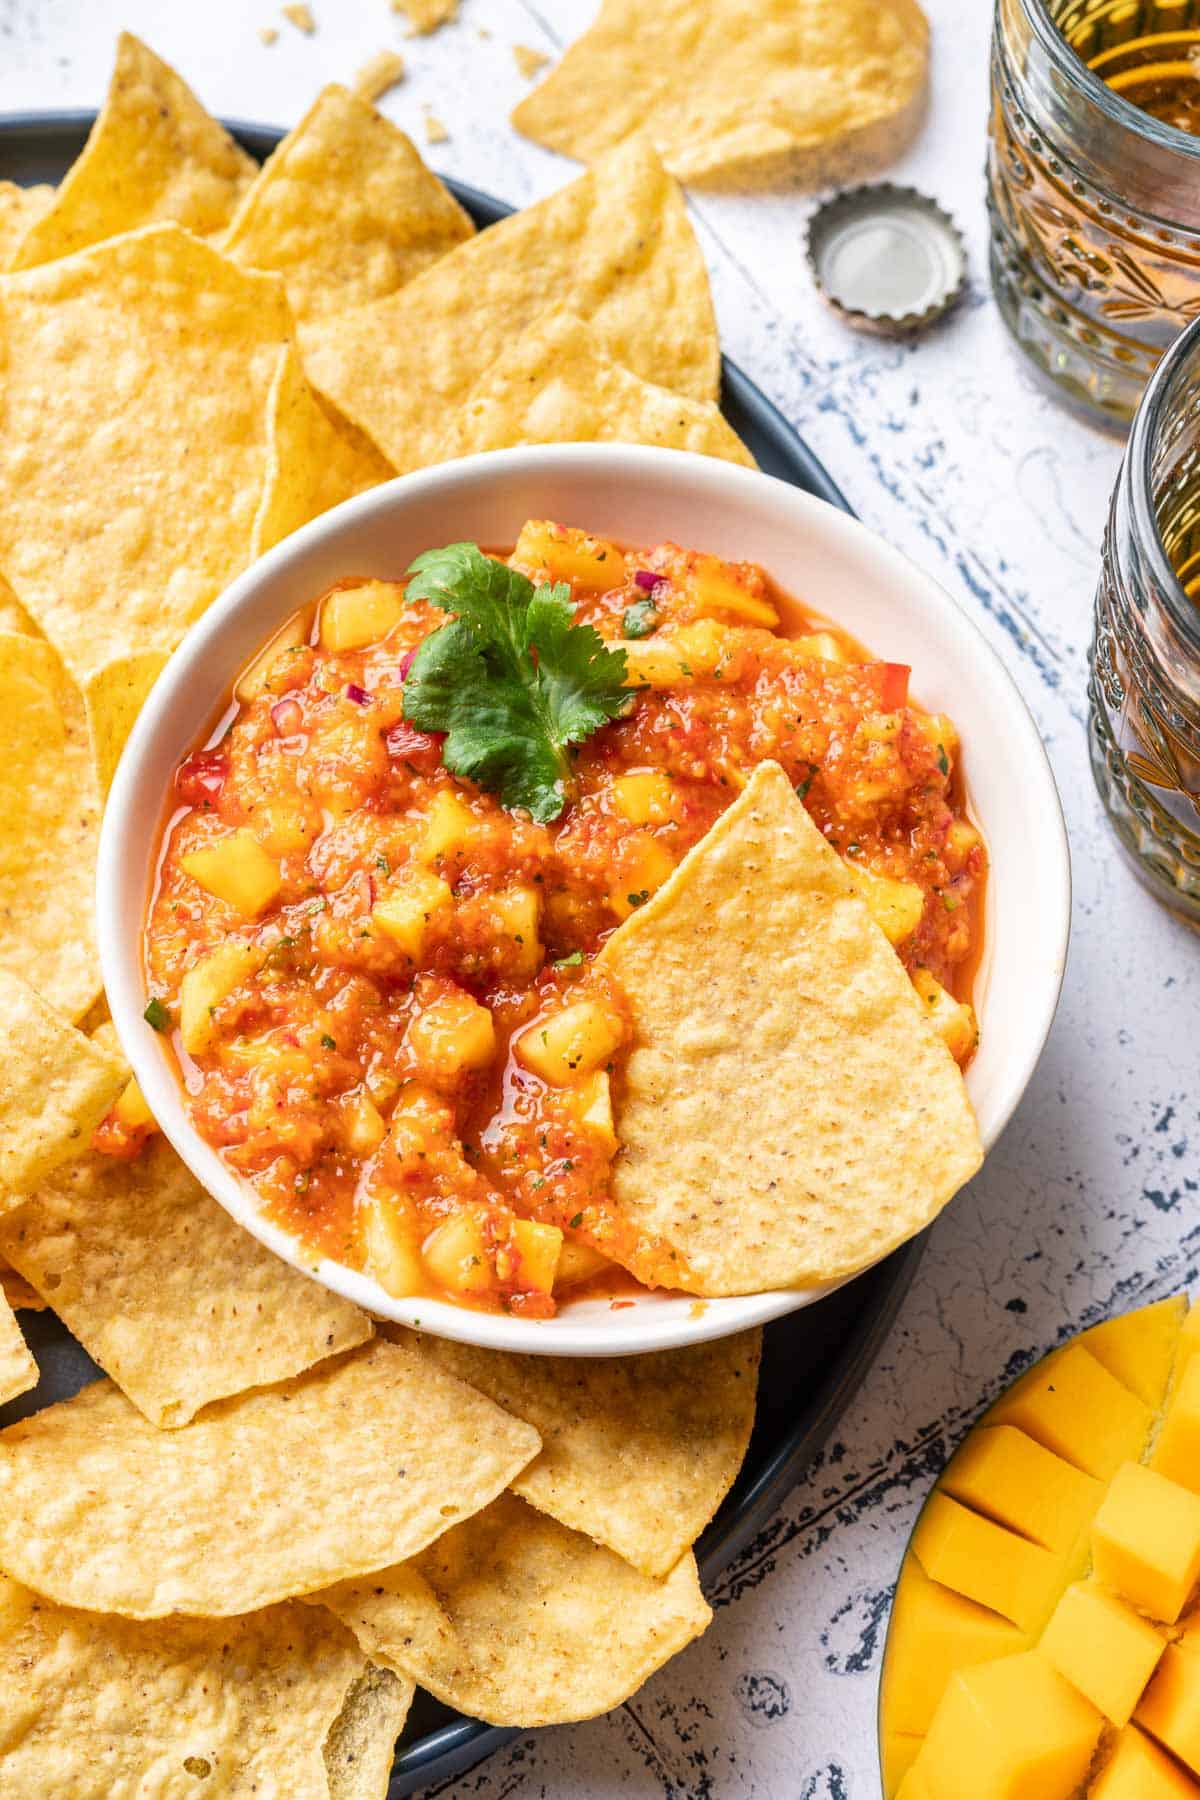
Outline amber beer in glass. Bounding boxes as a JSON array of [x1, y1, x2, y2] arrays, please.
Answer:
[[989, 0, 1200, 425]]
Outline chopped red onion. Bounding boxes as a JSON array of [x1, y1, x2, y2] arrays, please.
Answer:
[[397, 648, 418, 680], [633, 569, 658, 591], [345, 682, 370, 705], [271, 698, 303, 736]]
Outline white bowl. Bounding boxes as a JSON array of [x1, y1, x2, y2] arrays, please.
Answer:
[[98, 446, 1070, 1357]]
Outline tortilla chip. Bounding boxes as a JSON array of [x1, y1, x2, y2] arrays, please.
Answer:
[[0, 1262, 46, 1314], [324, 1664, 414, 1800], [436, 310, 753, 467], [353, 51, 407, 104], [0, 572, 39, 636], [317, 1491, 711, 1726], [252, 345, 395, 560], [394, 0, 458, 33], [0, 1294, 37, 1406], [405, 1326, 759, 1576], [83, 649, 168, 795], [0, 1338, 540, 1617], [0, 1136, 374, 1428], [597, 761, 983, 1293], [224, 84, 473, 324], [0, 183, 53, 271], [301, 137, 719, 473], [513, 0, 929, 190], [0, 637, 103, 1018], [9, 33, 256, 270], [0, 973, 124, 1203], [0, 225, 291, 687], [0, 1574, 369, 1796]]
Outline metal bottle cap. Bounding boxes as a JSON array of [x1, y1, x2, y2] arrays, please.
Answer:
[[806, 184, 966, 336]]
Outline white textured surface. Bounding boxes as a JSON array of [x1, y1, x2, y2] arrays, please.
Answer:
[[3, 2, 1197, 1796]]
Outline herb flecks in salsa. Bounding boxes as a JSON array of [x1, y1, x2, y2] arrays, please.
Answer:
[[135, 520, 986, 1318]]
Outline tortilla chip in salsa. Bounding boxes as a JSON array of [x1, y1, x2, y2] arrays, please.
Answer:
[[598, 760, 983, 1292]]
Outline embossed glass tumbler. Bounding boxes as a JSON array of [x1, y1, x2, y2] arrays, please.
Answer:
[[989, 0, 1200, 426], [1090, 311, 1200, 920]]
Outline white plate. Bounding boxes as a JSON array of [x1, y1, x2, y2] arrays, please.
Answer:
[[98, 445, 1071, 1356]]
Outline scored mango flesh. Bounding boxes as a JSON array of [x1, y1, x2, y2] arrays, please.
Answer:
[[880, 1293, 1200, 1798]]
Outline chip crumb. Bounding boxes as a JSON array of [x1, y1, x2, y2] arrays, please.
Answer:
[[513, 43, 550, 79], [281, 2, 316, 33], [478, 25, 491, 38], [423, 110, 450, 145], [353, 48, 406, 102], [392, 0, 458, 35], [258, 24, 279, 44]]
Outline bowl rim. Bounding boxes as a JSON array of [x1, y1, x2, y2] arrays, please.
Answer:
[[97, 443, 1071, 1356]]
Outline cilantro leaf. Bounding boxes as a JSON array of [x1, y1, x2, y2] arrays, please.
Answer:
[[402, 543, 629, 822]]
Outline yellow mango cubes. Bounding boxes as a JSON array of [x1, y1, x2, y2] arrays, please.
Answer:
[[879, 1294, 1200, 1799]]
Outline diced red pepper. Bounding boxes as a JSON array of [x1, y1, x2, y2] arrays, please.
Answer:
[[385, 722, 445, 771], [175, 748, 229, 810], [878, 662, 911, 710]]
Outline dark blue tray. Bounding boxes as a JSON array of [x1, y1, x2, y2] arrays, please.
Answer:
[[0, 111, 919, 1798]]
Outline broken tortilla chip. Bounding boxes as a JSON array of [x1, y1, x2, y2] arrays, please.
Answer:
[[405, 1326, 760, 1577], [0, 225, 291, 686], [435, 311, 753, 466], [83, 650, 168, 795], [324, 1664, 414, 1800], [597, 760, 983, 1293], [0, 182, 53, 271], [513, 0, 929, 190], [223, 84, 473, 324], [0, 973, 124, 1202], [301, 137, 719, 473], [0, 1136, 374, 1429], [0, 1574, 369, 1796], [0, 1338, 540, 1617], [252, 344, 395, 559], [8, 33, 256, 270], [0, 636, 103, 1018], [315, 1492, 711, 1726], [0, 1294, 37, 1407], [0, 1262, 46, 1314], [394, 0, 458, 33]]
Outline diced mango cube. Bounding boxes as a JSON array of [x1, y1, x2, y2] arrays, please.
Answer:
[[1090, 1724, 1200, 1799], [509, 1218, 562, 1294], [572, 1069, 617, 1151], [318, 580, 405, 652], [361, 1194, 423, 1299], [608, 833, 675, 920], [882, 1730, 925, 1799], [1093, 1464, 1200, 1624], [180, 828, 282, 918], [911, 1492, 1069, 1636], [417, 789, 479, 866], [488, 884, 542, 976], [939, 1425, 1103, 1554], [622, 618, 731, 688], [911, 968, 978, 1063], [511, 521, 624, 589], [371, 867, 453, 961], [945, 819, 983, 864], [881, 1554, 1028, 1738], [685, 554, 779, 627], [113, 1076, 154, 1131], [1085, 1295, 1188, 1411], [1152, 1356, 1200, 1494], [179, 941, 263, 1056], [610, 769, 679, 827], [1137, 1645, 1200, 1776], [234, 613, 307, 701], [515, 999, 625, 1086], [555, 1240, 612, 1290], [918, 1651, 1103, 1800], [340, 1089, 386, 1155], [794, 630, 847, 665], [852, 867, 926, 945], [1040, 1581, 1164, 1726], [405, 989, 496, 1084], [985, 1343, 1154, 1482], [422, 1209, 490, 1295]]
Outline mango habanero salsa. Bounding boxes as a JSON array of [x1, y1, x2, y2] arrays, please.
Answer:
[[124, 521, 986, 1318]]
